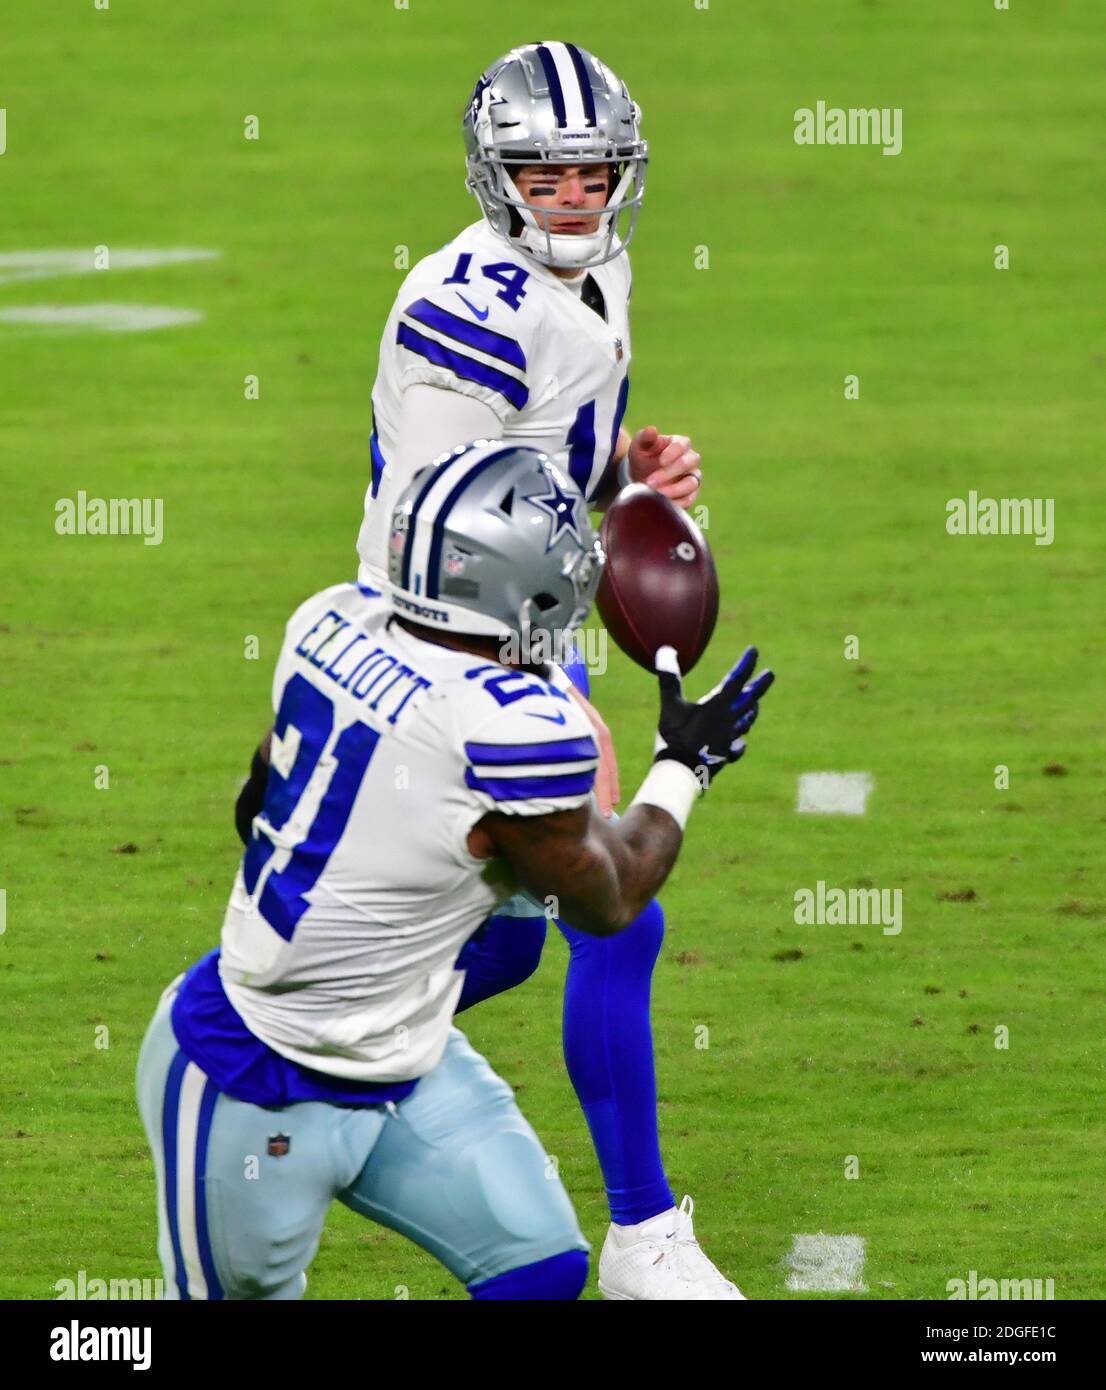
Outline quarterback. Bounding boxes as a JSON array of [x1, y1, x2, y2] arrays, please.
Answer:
[[355, 42, 734, 1297], [136, 445, 774, 1299]]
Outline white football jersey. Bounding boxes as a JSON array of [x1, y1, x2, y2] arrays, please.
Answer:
[[357, 219, 632, 584], [220, 581, 598, 1082]]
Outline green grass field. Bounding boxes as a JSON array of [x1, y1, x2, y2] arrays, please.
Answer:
[[2, 0, 1104, 1300]]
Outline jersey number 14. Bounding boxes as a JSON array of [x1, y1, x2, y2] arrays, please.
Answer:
[[443, 253, 529, 311]]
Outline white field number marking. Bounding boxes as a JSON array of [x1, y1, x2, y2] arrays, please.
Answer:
[[0, 247, 220, 287], [0, 248, 220, 332], [797, 771, 873, 815], [0, 305, 202, 332], [786, 1234, 868, 1293]]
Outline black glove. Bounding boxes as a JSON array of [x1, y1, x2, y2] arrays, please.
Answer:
[[653, 644, 774, 786]]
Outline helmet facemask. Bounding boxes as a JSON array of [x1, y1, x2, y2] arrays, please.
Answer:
[[513, 534, 605, 666], [469, 150, 646, 271]]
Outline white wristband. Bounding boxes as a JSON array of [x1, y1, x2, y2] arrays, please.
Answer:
[[629, 759, 701, 830], [617, 454, 633, 489]]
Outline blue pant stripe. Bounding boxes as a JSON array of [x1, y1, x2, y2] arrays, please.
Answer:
[[162, 1049, 191, 1301], [193, 1077, 224, 1300]]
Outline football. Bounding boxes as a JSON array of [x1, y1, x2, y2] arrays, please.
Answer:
[[596, 483, 719, 673]]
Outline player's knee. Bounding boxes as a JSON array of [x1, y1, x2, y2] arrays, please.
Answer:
[[445, 1086, 588, 1287], [627, 897, 665, 961], [602, 897, 665, 982], [468, 1248, 588, 1301], [560, 897, 665, 972], [206, 1197, 320, 1302]]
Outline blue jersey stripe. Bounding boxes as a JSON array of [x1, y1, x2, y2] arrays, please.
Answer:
[[565, 44, 597, 125], [465, 736, 598, 766], [396, 323, 528, 410], [162, 1050, 191, 1300], [536, 44, 568, 126], [566, 399, 596, 498], [563, 642, 592, 700], [369, 427, 388, 500], [465, 768, 596, 801], [609, 374, 630, 463], [193, 1077, 225, 1300], [405, 297, 526, 370]]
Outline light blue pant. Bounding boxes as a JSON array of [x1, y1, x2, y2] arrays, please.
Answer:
[[135, 985, 587, 1299]]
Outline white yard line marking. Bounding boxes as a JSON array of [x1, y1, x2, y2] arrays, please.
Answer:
[[797, 771, 873, 815], [0, 304, 203, 332], [786, 1234, 868, 1292]]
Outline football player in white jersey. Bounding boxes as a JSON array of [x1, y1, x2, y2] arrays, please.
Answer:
[[137, 444, 774, 1300], [354, 43, 742, 1298]]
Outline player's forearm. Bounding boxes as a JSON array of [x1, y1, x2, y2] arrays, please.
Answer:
[[569, 755, 709, 929], [589, 426, 632, 511], [483, 797, 686, 938], [589, 802, 684, 929], [531, 806, 682, 935]]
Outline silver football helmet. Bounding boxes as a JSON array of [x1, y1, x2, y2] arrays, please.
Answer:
[[388, 440, 605, 651], [463, 41, 647, 270]]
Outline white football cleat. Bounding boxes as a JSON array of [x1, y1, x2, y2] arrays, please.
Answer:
[[597, 1194, 747, 1300]]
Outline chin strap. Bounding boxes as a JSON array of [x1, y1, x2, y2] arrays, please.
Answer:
[[518, 224, 609, 268]]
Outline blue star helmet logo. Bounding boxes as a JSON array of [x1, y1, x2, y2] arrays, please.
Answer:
[[468, 76, 488, 125], [526, 468, 583, 552]]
